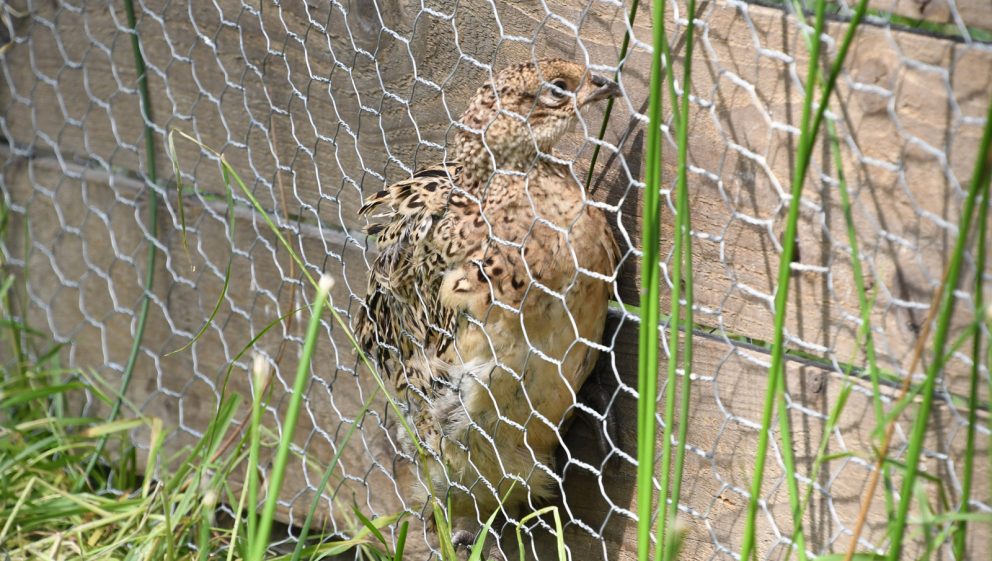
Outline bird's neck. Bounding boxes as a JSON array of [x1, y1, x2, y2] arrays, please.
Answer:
[[451, 130, 539, 189]]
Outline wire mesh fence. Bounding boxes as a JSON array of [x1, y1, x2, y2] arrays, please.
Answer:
[[1, 0, 990, 559]]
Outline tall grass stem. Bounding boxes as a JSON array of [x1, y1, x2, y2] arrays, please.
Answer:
[[78, 0, 160, 492], [250, 275, 334, 560], [953, 148, 989, 560], [882, 95, 992, 561], [739, 0, 828, 555], [656, 1, 697, 558], [636, 0, 668, 559]]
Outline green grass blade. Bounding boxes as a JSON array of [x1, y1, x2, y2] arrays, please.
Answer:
[[952, 166, 989, 559], [0, 476, 35, 544], [78, 0, 161, 492], [163, 394, 240, 496], [352, 505, 389, 548], [657, 0, 698, 557], [0, 381, 86, 408], [250, 275, 334, 560], [288, 388, 381, 561], [246, 354, 267, 555], [82, 418, 146, 438], [166, 128, 189, 257], [636, 1, 668, 559], [199, 488, 217, 561], [164, 179, 236, 357], [394, 520, 409, 561], [884, 93, 992, 561], [468, 504, 504, 561], [514, 505, 566, 561], [739, 0, 828, 554], [142, 418, 166, 498], [739, 0, 874, 557], [825, 115, 895, 518], [160, 490, 178, 561]]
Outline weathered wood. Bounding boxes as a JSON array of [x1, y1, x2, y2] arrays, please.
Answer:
[[4, 150, 987, 560], [867, 0, 992, 33], [2, 0, 988, 396], [3, 0, 990, 559]]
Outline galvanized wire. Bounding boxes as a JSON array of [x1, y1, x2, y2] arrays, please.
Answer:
[[1, 1, 989, 559]]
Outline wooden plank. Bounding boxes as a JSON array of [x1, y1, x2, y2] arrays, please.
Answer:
[[4, 151, 987, 559], [2, 1, 988, 395], [866, 0, 992, 34], [592, 1, 990, 399]]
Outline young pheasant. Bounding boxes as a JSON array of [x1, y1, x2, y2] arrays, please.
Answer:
[[355, 59, 620, 541]]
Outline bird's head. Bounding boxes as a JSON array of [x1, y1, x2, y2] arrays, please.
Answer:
[[453, 59, 621, 182]]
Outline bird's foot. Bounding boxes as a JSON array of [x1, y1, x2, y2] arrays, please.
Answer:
[[452, 529, 476, 561], [452, 529, 476, 549], [451, 528, 509, 561]]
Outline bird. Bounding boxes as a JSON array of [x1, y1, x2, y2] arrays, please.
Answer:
[[354, 58, 621, 547]]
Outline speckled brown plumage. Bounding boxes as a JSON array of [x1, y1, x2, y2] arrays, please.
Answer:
[[355, 59, 621, 537]]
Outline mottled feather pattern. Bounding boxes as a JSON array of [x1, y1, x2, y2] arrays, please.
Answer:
[[356, 163, 461, 389], [354, 58, 622, 534]]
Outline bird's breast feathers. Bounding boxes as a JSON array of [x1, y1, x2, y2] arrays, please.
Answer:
[[356, 161, 617, 394]]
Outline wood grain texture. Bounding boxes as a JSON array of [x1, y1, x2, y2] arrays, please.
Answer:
[[1, 0, 988, 393], [867, 0, 992, 33], [2, 0, 990, 559], [3, 151, 987, 559]]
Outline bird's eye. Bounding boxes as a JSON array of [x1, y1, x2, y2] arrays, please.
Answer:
[[539, 78, 571, 107]]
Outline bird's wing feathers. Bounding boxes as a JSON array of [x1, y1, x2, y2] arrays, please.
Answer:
[[356, 162, 619, 400], [355, 163, 462, 391]]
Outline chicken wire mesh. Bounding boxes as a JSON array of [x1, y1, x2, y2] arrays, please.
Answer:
[[1, 0, 990, 559]]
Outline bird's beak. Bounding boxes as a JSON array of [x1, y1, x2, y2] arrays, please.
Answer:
[[580, 74, 621, 106]]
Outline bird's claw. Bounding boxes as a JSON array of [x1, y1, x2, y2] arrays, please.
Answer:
[[451, 529, 476, 550], [452, 529, 478, 561]]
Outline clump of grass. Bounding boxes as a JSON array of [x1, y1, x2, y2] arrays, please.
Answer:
[[0, 270, 410, 560], [1, 18, 406, 546]]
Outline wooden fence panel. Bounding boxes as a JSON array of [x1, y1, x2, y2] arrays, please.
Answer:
[[867, 0, 992, 34], [1, 0, 989, 559], [4, 149, 988, 559], [3, 0, 988, 389]]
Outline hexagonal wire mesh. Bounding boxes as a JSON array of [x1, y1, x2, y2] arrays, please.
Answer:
[[1, 0, 990, 559]]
